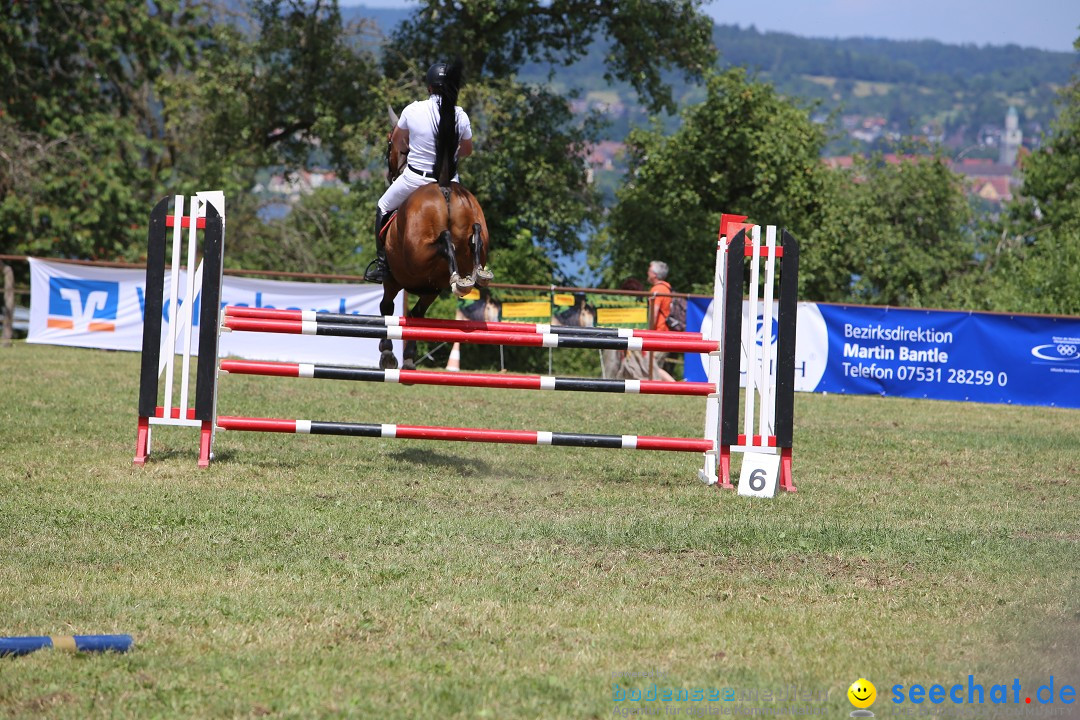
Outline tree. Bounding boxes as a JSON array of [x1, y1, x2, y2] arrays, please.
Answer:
[[601, 68, 839, 295], [456, 79, 606, 283], [1009, 39, 1080, 234], [833, 148, 974, 307], [163, 1, 385, 184], [0, 0, 211, 260], [0, 0, 389, 271], [602, 69, 978, 305], [385, 0, 715, 115], [159, 0, 387, 272]]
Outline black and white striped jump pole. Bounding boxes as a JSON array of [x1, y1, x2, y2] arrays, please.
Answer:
[[216, 416, 714, 453], [221, 316, 720, 354], [220, 359, 716, 397]]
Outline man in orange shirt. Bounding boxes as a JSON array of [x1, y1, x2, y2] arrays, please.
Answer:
[[648, 261, 672, 331], [646, 260, 675, 381]]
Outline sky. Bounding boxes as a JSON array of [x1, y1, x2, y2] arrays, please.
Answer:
[[343, 0, 1079, 53]]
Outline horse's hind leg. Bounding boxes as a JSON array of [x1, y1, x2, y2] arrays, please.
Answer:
[[378, 283, 399, 370], [473, 222, 493, 286], [402, 293, 437, 371], [439, 229, 474, 297]]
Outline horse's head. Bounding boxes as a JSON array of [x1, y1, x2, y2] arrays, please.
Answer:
[[386, 105, 407, 184]]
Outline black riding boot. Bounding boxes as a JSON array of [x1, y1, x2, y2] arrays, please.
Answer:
[[364, 209, 389, 283]]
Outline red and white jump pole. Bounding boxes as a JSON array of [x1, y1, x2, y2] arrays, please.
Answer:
[[220, 359, 715, 396], [224, 306, 701, 340], [220, 313, 720, 354], [216, 416, 713, 453]]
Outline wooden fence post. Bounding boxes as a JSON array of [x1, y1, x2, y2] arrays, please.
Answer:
[[2, 263, 13, 347]]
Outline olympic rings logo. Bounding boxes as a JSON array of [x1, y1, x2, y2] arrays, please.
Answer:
[[1058, 344, 1077, 356]]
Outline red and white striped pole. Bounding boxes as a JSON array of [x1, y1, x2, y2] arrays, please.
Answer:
[[216, 415, 714, 454], [220, 359, 715, 397], [220, 315, 720, 354]]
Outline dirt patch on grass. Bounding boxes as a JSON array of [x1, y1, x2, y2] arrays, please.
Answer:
[[1014, 530, 1080, 542], [507, 540, 918, 591], [15, 691, 77, 715]]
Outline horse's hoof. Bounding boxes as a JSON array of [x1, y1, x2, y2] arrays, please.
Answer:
[[402, 358, 416, 371], [476, 266, 494, 282], [379, 351, 398, 370], [451, 275, 474, 297]]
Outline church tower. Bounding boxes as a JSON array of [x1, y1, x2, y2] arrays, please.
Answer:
[[1000, 106, 1022, 166]]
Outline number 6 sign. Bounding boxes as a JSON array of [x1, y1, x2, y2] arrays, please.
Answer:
[[737, 452, 781, 498]]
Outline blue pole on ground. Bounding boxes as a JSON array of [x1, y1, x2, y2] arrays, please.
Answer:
[[0, 635, 133, 657]]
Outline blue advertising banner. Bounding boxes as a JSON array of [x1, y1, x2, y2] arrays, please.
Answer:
[[814, 305, 1080, 407], [683, 297, 713, 383], [683, 299, 1080, 409]]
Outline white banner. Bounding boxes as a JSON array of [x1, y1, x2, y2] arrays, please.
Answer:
[[28, 258, 403, 367], [694, 299, 829, 392]]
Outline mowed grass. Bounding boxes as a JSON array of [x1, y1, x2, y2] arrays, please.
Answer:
[[1, 343, 1078, 719]]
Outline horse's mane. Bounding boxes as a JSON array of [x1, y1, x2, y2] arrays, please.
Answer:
[[433, 58, 463, 188]]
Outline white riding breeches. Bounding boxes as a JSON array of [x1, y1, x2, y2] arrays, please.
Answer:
[[378, 167, 460, 214]]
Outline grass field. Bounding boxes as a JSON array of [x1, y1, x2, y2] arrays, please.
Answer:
[[1, 343, 1078, 719]]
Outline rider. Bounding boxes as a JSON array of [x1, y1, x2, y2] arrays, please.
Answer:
[[364, 60, 474, 283]]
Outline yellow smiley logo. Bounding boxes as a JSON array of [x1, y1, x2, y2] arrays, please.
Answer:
[[848, 678, 877, 709]]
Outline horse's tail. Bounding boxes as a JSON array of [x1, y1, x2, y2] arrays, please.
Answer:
[[433, 58, 463, 188]]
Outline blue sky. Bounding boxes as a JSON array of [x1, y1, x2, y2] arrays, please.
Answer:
[[343, 0, 1079, 53]]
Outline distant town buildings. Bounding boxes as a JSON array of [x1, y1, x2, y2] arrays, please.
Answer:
[[826, 105, 1036, 207], [260, 107, 1029, 213]]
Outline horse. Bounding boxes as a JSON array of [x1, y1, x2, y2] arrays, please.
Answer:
[[376, 107, 493, 371], [552, 292, 597, 328], [445, 288, 501, 371]]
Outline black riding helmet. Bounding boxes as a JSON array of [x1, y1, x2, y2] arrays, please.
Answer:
[[425, 62, 448, 91]]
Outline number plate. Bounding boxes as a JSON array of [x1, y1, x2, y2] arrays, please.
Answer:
[[737, 451, 780, 498]]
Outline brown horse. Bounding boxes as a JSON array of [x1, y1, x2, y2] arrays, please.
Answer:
[[377, 108, 493, 371]]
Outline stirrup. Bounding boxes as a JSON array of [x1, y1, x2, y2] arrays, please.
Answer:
[[363, 258, 385, 283]]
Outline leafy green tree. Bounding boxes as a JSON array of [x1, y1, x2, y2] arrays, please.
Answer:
[[164, 1, 385, 184], [602, 68, 840, 295], [833, 149, 974, 307], [456, 78, 606, 283], [386, 0, 715, 115], [604, 69, 976, 305], [1009, 43, 1080, 234], [1, 0, 387, 272], [159, 0, 387, 271], [0, 0, 211, 260]]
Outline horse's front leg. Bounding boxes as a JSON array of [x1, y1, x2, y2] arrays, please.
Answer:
[[378, 282, 400, 370], [402, 293, 437, 371]]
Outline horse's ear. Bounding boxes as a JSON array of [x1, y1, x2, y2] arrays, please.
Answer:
[[387, 104, 399, 127]]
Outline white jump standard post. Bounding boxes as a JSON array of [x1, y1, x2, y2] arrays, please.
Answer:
[[133, 193, 225, 468], [700, 218, 799, 493]]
